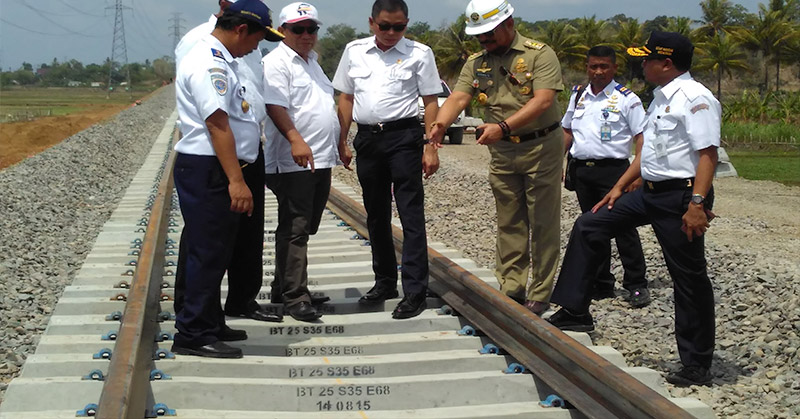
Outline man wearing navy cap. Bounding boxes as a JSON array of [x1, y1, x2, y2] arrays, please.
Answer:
[[172, 0, 283, 358], [548, 31, 721, 387]]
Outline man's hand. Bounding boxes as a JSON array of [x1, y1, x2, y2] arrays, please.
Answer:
[[682, 203, 710, 242], [430, 123, 446, 147], [422, 144, 439, 179], [338, 142, 353, 171], [291, 139, 315, 172], [476, 123, 503, 145], [592, 185, 624, 213], [228, 180, 254, 216], [625, 177, 643, 192]]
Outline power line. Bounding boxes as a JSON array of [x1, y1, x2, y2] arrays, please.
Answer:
[[168, 13, 186, 53], [106, 0, 132, 99], [58, 0, 106, 18], [20, 0, 99, 37]]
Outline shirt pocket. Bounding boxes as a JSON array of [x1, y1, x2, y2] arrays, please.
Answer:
[[386, 68, 413, 94], [348, 67, 372, 93], [290, 76, 313, 108]]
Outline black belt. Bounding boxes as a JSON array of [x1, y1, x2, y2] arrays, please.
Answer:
[[644, 178, 694, 192], [574, 158, 628, 168], [357, 117, 418, 134], [501, 122, 560, 143]]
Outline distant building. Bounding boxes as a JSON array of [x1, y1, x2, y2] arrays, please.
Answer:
[[90, 82, 103, 88], [67, 81, 82, 87]]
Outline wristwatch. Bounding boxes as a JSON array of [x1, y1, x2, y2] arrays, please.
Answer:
[[690, 194, 705, 205]]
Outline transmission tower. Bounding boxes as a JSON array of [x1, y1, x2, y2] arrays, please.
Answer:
[[169, 13, 185, 54], [107, 0, 132, 99]]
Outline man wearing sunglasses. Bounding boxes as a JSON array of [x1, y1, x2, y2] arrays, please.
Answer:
[[431, 0, 564, 317], [262, 2, 339, 322], [333, 0, 441, 320]]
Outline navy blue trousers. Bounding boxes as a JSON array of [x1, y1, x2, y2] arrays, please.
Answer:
[[552, 185, 715, 369], [354, 125, 428, 294]]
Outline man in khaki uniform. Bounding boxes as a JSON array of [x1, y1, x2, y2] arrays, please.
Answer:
[[431, 0, 563, 315]]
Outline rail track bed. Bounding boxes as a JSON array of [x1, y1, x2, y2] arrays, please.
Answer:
[[0, 114, 713, 418]]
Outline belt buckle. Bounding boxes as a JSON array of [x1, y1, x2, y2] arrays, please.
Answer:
[[686, 179, 693, 188], [647, 181, 654, 190], [509, 135, 521, 143], [371, 122, 384, 134], [586, 161, 595, 167]]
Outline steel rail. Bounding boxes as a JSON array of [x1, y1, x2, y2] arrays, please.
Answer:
[[326, 186, 693, 419], [96, 135, 177, 418]]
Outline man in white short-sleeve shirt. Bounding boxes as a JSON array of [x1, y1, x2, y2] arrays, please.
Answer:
[[262, 2, 340, 322], [172, 0, 283, 359], [561, 45, 649, 308], [332, 0, 440, 320], [549, 32, 721, 388]]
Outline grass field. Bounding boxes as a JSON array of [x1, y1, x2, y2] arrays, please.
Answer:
[[0, 87, 154, 121], [727, 149, 800, 186]]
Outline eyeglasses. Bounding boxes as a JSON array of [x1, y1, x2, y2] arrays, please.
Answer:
[[287, 25, 319, 35], [474, 27, 497, 38], [376, 22, 407, 32], [499, 66, 521, 86]]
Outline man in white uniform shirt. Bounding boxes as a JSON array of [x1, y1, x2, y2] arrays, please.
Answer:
[[549, 32, 720, 387], [262, 2, 339, 322], [561, 45, 649, 308], [172, 0, 283, 358], [174, 0, 280, 324], [333, 0, 441, 320]]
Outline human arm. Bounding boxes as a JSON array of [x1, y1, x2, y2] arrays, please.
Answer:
[[624, 132, 644, 192], [266, 104, 314, 172], [476, 88, 557, 145], [592, 138, 643, 213], [205, 109, 253, 216], [682, 146, 718, 241], [420, 94, 439, 178], [336, 93, 354, 170]]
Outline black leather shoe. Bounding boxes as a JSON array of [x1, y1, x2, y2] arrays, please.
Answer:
[[392, 292, 427, 319], [225, 308, 283, 323], [287, 301, 322, 322], [547, 308, 595, 332], [359, 283, 399, 304], [218, 325, 247, 342], [627, 288, 651, 308], [171, 341, 243, 359], [666, 366, 712, 387], [310, 294, 331, 305]]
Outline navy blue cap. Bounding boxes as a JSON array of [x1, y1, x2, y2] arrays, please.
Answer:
[[627, 31, 693, 64], [228, 0, 284, 41]]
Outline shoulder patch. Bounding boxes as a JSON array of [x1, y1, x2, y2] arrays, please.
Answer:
[[691, 103, 710, 114], [614, 84, 632, 96], [572, 84, 583, 92], [467, 51, 486, 61], [210, 73, 228, 96], [211, 48, 225, 60], [208, 67, 227, 75], [524, 41, 545, 50]]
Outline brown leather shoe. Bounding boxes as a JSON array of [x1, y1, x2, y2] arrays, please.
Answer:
[[524, 300, 550, 316]]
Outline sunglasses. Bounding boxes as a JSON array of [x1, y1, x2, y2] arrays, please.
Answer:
[[499, 66, 521, 86], [474, 27, 497, 38], [287, 25, 319, 35], [376, 22, 407, 32]]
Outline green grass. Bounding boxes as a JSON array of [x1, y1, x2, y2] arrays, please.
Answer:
[[727, 150, 800, 186], [0, 87, 153, 119], [722, 121, 799, 145]]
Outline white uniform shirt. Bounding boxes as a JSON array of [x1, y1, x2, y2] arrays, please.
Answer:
[[175, 15, 267, 125], [175, 34, 261, 162], [641, 72, 721, 182], [332, 36, 440, 125], [263, 42, 340, 173], [562, 80, 646, 160]]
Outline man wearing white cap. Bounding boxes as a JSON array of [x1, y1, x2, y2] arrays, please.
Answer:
[[174, 0, 282, 325], [262, 2, 339, 322], [431, 0, 564, 316]]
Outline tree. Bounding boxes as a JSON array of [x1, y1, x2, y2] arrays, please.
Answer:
[[406, 22, 431, 38], [643, 15, 670, 36], [612, 18, 646, 81], [571, 16, 609, 62], [697, 0, 736, 37], [663, 17, 695, 39], [733, 4, 795, 92], [533, 20, 578, 68], [695, 32, 750, 101], [316, 24, 361, 78], [429, 16, 480, 84]]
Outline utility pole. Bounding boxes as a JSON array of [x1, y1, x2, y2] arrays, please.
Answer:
[[169, 13, 185, 55], [107, 0, 132, 99]]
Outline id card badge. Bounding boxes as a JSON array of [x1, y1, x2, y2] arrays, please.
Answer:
[[600, 111, 612, 141], [653, 120, 668, 158]]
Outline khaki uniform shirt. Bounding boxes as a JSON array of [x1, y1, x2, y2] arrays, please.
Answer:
[[454, 32, 563, 135]]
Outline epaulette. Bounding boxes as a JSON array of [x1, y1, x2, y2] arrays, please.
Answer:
[[467, 51, 486, 61], [211, 48, 225, 59], [572, 84, 583, 92], [615, 84, 632, 96], [523, 40, 546, 50]]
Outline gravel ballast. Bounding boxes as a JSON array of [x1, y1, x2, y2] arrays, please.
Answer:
[[1, 95, 798, 417]]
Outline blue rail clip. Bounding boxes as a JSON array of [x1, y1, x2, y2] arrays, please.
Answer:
[[503, 363, 526, 374], [147, 403, 176, 417], [150, 369, 172, 381], [457, 325, 476, 336], [154, 348, 175, 360], [101, 330, 118, 341], [76, 403, 99, 417], [82, 369, 105, 381], [540, 394, 565, 408], [105, 311, 123, 321], [92, 348, 113, 360], [479, 343, 499, 354]]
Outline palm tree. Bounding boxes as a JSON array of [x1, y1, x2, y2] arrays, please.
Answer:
[[663, 17, 696, 39], [611, 19, 646, 81], [430, 16, 481, 84], [534, 20, 579, 67], [694, 32, 750, 101], [697, 0, 736, 37], [732, 5, 794, 92], [571, 16, 610, 63]]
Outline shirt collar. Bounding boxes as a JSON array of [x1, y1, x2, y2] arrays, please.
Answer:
[[202, 33, 234, 63], [208, 15, 217, 25], [587, 80, 617, 98], [368, 36, 411, 55], [657, 71, 692, 99], [277, 41, 319, 63], [509, 32, 526, 52]]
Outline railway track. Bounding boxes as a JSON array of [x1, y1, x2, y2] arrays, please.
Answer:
[[0, 114, 713, 418]]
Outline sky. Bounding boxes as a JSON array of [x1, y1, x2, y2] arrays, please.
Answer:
[[0, 0, 765, 72]]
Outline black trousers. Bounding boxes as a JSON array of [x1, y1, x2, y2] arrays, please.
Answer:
[[174, 150, 265, 317], [552, 185, 715, 369], [354, 125, 428, 294], [172, 153, 243, 346], [573, 159, 646, 291], [265, 168, 331, 308]]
